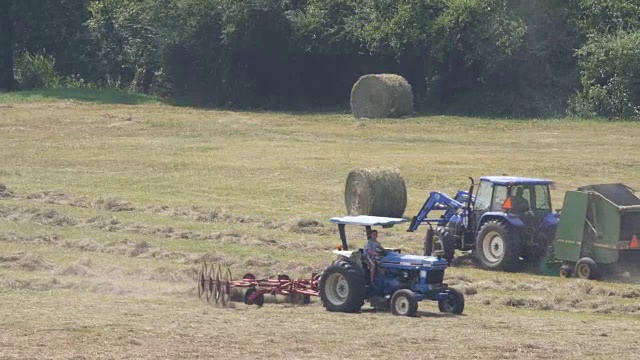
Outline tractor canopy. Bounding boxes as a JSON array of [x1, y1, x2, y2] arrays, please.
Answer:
[[330, 215, 407, 251], [480, 176, 553, 186]]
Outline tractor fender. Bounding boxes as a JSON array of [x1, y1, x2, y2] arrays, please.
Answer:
[[542, 212, 560, 228], [333, 250, 357, 257], [447, 214, 464, 227], [331, 250, 365, 276], [478, 212, 524, 228]]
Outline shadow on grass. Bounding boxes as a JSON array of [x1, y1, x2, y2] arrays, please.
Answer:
[[0, 88, 159, 105]]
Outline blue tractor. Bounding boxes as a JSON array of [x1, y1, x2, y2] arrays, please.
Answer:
[[318, 215, 464, 317], [408, 176, 559, 271]]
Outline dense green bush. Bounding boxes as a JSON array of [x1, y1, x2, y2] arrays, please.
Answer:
[[3, 0, 640, 118], [570, 31, 640, 119], [14, 52, 62, 89]]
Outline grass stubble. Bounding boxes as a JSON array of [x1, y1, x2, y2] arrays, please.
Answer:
[[1, 94, 640, 359]]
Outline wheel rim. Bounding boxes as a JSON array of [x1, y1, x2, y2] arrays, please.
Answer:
[[325, 273, 349, 305], [576, 263, 590, 278], [394, 296, 409, 315], [442, 295, 454, 312], [482, 231, 505, 264]]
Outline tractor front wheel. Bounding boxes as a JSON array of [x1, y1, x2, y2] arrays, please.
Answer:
[[391, 289, 418, 317], [319, 260, 366, 313], [475, 220, 523, 271], [432, 227, 456, 265], [438, 288, 465, 314], [575, 257, 599, 280]]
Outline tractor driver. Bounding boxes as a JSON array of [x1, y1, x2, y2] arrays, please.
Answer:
[[364, 230, 384, 284], [511, 187, 530, 213]]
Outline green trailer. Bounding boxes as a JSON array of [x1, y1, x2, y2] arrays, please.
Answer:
[[548, 183, 640, 280]]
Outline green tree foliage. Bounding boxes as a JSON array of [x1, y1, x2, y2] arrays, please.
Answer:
[[571, 31, 640, 119], [569, 0, 640, 119], [4, 0, 640, 118], [0, 0, 15, 91]]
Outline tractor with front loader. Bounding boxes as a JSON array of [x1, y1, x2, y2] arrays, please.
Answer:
[[318, 215, 464, 317], [408, 176, 559, 272], [407, 176, 640, 279]]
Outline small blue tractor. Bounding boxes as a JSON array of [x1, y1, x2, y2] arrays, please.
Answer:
[[318, 215, 464, 317], [408, 176, 559, 271]]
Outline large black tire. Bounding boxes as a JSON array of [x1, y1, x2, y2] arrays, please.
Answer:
[[390, 289, 418, 317], [474, 220, 523, 271], [438, 288, 464, 314], [319, 260, 366, 313], [423, 229, 434, 257], [244, 287, 265, 306], [432, 227, 456, 265], [574, 257, 599, 280]]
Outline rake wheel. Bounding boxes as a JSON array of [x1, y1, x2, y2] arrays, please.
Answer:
[[220, 266, 232, 307], [206, 265, 215, 302], [213, 264, 222, 305], [198, 262, 208, 300]]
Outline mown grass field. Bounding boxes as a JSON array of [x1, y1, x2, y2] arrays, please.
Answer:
[[1, 90, 640, 359]]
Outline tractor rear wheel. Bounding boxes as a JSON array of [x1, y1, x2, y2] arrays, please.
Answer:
[[575, 257, 599, 280], [438, 288, 465, 314], [432, 227, 455, 264], [475, 220, 523, 271], [391, 289, 418, 317], [319, 260, 366, 313]]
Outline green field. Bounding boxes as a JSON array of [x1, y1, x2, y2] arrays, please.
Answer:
[[1, 90, 639, 359]]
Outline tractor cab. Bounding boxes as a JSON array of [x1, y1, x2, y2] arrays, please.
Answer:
[[470, 176, 556, 231], [408, 176, 559, 271], [319, 215, 463, 317]]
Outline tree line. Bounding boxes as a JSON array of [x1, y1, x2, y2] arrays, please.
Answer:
[[1, 0, 640, 119]]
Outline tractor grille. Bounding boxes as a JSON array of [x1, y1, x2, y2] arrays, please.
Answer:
[[426, 270, 444, 284]]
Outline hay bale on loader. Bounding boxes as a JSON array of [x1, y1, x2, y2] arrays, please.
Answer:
[[350, 74, 414, 119], [345, 168, 407, 218]]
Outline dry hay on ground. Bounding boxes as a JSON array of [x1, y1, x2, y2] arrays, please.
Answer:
[[344, 167, 407, 218], [350, 74, 414, 119], [0, 183, 14, 198]]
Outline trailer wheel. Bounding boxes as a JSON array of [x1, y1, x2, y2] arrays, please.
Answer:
[[475, 220, 523, 271], [575, 257, 599, 280], [319, 260, 365, 313], [438, 288, 465, 314], [432, 227, 456, 265], [559, 266, 572, 278], [391, 289, 418, 317], [244, 288, 264, 307]]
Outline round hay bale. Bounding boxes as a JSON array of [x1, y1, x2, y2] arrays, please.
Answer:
[[344, 168, 407, 218], [350, 74, 414, 119]]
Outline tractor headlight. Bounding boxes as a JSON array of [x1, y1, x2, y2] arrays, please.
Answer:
[[420, 270, 426, 279]]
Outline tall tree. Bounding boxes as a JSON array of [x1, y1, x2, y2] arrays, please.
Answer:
[[0, 0, 15, 91]]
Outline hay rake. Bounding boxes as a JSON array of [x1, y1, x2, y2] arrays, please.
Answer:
[[197, 262, 320, 307]]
